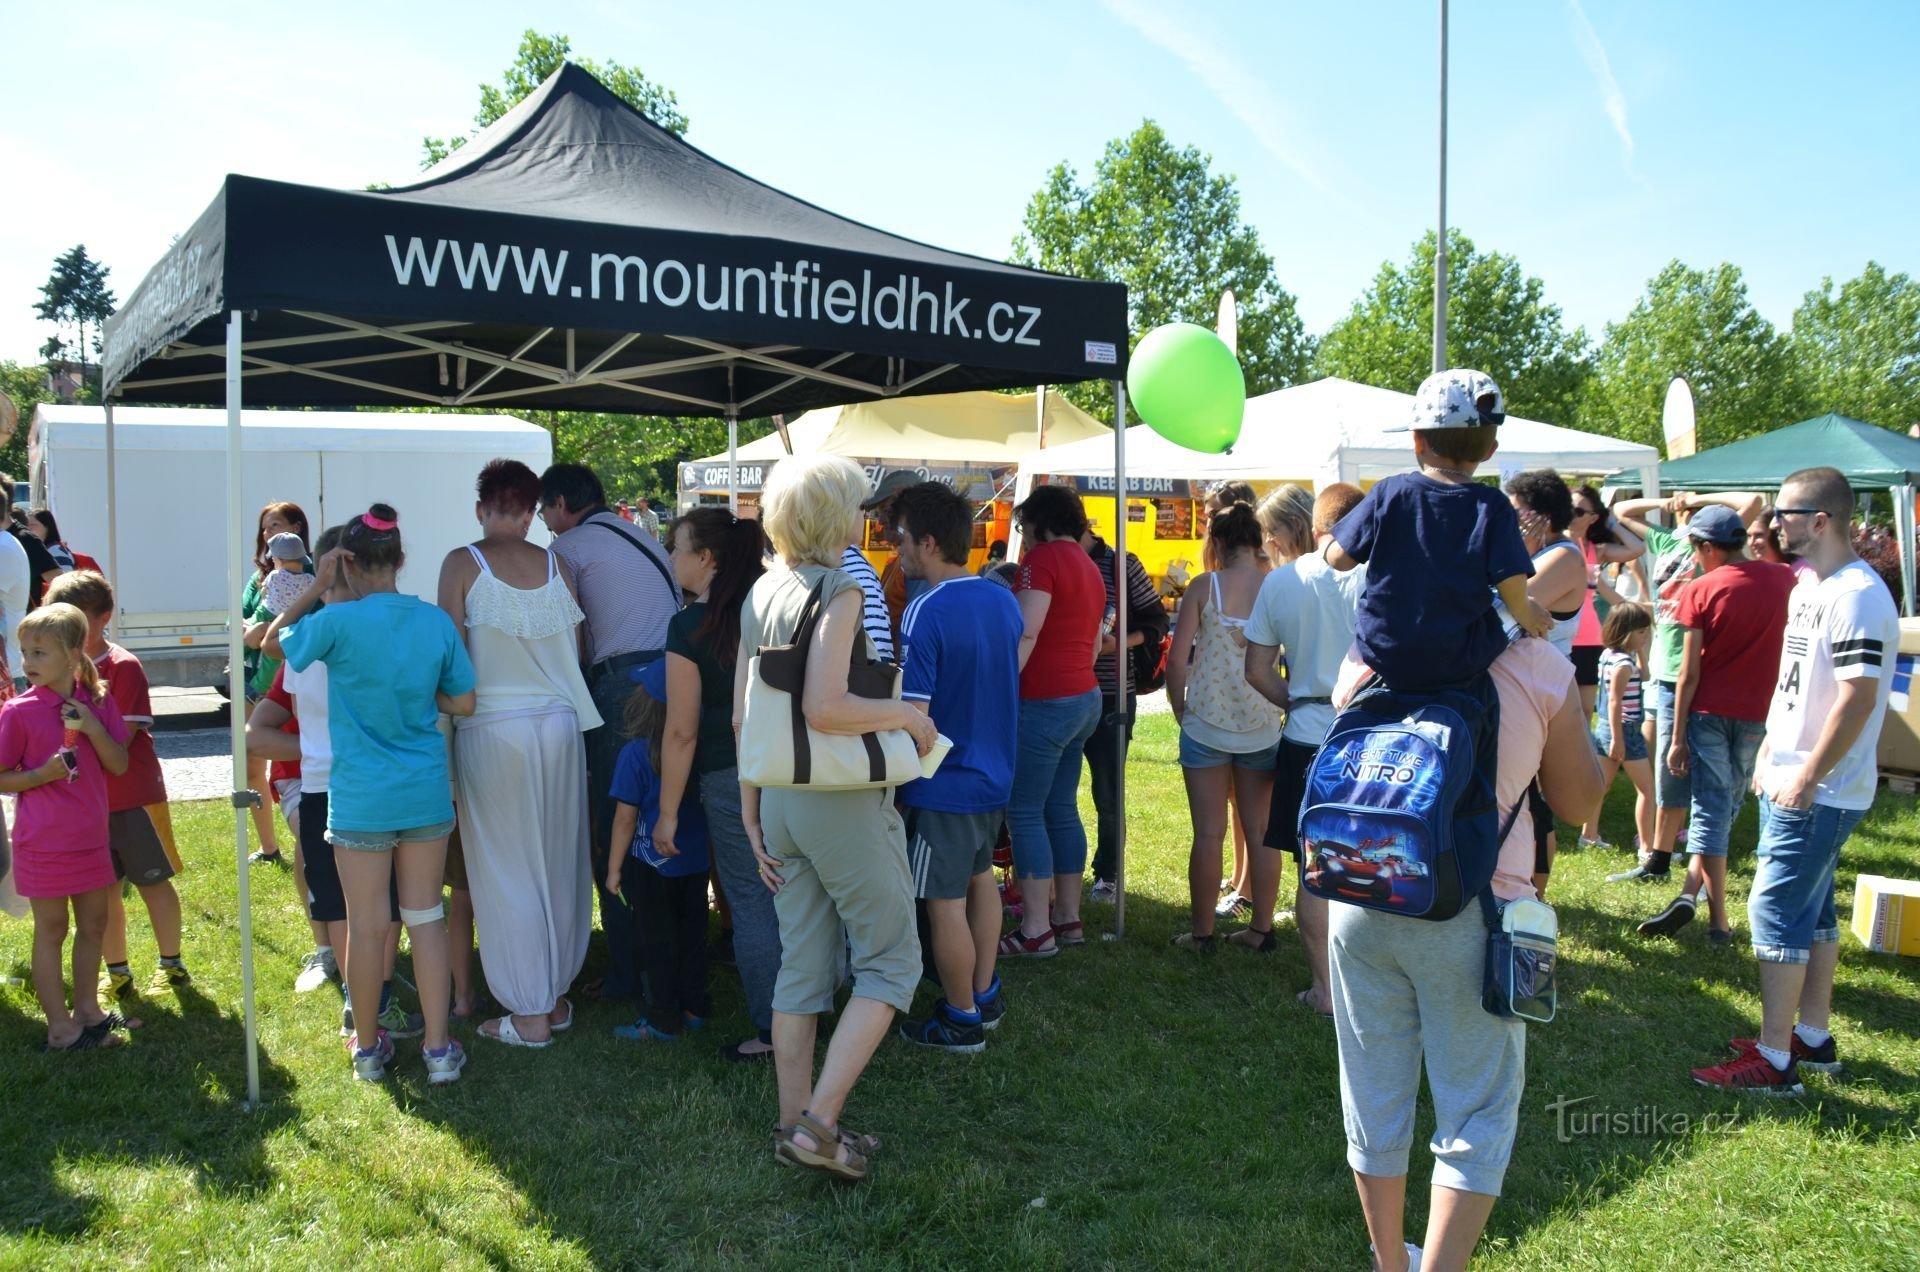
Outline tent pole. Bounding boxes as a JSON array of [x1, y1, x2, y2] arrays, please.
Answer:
[[1898, 484, 1917, 618], [104, 397, 119, 597], [226, 310, 262, 1109], [1112, 379, 1129, 940], [727, 366, 739, 515]]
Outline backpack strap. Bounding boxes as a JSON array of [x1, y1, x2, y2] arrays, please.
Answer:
[[586, 516, 680, 600]]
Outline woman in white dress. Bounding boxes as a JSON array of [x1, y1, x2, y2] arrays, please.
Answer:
[[437, 459, 602, 1047]]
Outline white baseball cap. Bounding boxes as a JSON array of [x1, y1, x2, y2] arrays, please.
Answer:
[[1390, 368, 1507, 432]]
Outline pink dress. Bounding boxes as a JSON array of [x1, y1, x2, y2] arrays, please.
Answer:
[[0, 686, 128, 897]]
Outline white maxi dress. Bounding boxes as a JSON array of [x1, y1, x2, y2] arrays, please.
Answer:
[[452, 546, 603, 1017]]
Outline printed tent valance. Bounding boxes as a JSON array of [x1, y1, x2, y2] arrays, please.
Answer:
[[103, 62, 1128, 414]]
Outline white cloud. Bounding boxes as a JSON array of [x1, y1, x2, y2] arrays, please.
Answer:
[[1565, 0, 1636, 168], [1099, 0, 1332, 196]]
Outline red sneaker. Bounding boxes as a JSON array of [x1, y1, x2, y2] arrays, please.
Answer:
[[1728, 1032, 1841, 1075], [1692, 1048, 1804, 1096]]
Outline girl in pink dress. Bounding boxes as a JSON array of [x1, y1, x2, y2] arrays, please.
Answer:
[[0, 602, 131, 1050]]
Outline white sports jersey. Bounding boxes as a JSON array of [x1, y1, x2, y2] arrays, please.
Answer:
[[1762, 559, 1899, 810]]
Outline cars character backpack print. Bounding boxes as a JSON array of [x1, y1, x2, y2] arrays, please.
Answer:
[[1297, 673, 1520, 921]]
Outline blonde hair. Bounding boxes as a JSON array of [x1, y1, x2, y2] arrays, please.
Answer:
[[19, 602, 101, 699], [760, 453, 867, 566], [1255, 484, 1314, 557], [43, 569, 114, 620]]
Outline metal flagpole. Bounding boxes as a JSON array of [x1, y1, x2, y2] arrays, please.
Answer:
[[1432, 0, 1449, 373], [226, 311, 261, 1108], [1111, 380, 1129, 939], [727, 366, 739, 514]]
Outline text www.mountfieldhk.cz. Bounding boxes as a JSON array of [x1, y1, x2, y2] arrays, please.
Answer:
[[383, 236, 1045, 346]]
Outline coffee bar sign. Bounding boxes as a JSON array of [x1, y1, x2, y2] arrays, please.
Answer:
[[680, 458, 1011, 502]]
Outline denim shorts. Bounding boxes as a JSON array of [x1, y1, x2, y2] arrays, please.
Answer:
[[1749, 797, 1866, 964], [326, 818, 457, 853], [1684, 712, 1765, 858], [1592, 717, 1648, 763], [1650, 681, 1690, 810], [1178, 728, 1280, 771]]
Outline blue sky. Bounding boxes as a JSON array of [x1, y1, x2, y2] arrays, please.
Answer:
[[3, 0, 1914, 374]]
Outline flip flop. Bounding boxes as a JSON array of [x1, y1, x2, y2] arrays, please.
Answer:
[[548, 997, 574, 1033], [41, 1023, 124, 1052], [480, 1016, 553, 1048]]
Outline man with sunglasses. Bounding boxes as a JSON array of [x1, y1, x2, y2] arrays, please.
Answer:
[[1693, 468, 1898, 1094]]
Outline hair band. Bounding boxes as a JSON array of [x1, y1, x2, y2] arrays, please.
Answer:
[[361, 512, 398, 531]]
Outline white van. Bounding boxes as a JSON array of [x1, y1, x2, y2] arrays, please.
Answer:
[[27, 405, 554, 687]]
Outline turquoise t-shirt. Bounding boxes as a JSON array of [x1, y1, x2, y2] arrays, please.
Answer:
[[279, 594, 476, 833]]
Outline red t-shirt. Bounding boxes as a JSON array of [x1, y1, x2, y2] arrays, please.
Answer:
[[1014, 540, 1104, 701], [263, 665, 302, 798], [1672, 558, 1796, 722], [94, 643, 168, 810]]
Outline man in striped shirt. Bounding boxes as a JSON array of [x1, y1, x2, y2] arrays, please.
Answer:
[[541, 463, 682, 1002]]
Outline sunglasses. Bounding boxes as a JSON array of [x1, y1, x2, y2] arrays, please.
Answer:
[[1771, 508, 1823, 521]]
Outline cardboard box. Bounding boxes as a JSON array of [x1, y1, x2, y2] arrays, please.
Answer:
[[1873, 620, 1920, 774], [1851, 875, 1920, 956]]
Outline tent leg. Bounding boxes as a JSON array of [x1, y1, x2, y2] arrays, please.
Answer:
[[1898, 484, 1917, 618], [227, 310, 262, 1109], [727, 414, 739, 515], [104, 398, 118, 594], [1112, 380, 1128, 941]]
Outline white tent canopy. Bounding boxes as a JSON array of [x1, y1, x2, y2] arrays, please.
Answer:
[[1022, 377, 1662, 493]]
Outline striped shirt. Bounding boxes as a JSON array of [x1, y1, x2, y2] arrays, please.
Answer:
[[551, 511, 681, 665], [1088, 544, 1168, 698], [1597, 648, 1644, 723], [841, 546, 896, 662]]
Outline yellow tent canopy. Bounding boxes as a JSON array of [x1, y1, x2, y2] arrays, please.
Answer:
[[678, 388, 1109, 500]]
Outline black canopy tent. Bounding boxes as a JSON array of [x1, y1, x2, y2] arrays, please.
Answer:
[[103, 64, 1134, 1105]]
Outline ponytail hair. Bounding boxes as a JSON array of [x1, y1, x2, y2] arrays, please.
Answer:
[[19, 603, 100, 700], [1207, 500, 1263, 556], [668, 508, 769, 669], [341, 503, 404, 572]]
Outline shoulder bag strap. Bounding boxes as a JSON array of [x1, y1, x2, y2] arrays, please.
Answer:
[[586, 517, 679, 600]]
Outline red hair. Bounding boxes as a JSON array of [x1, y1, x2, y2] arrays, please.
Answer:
[[253, 501, 310, 573], [476, 459, 542, 516]]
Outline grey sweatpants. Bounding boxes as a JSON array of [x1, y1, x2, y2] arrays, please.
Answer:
[[1327, 902, 1527, 1197]]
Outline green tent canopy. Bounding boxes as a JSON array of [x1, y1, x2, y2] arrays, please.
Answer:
[[1609, 413, 1920, 491]]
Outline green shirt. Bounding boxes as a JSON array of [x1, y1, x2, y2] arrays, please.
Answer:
[[665, 602, 738, 774], [1643, 523, 1700, 685]]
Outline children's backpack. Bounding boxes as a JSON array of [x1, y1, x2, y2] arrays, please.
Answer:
[[1296, 673, 1520, 921], [1132, 633, 1173, 695]]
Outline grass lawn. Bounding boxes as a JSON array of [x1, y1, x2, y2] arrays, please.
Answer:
[[1, 712, 1917, 1269]]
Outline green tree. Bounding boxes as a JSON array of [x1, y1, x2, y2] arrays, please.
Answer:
[[1584, 261, 1805, 451], [544, 410, 773, 505], [33, 244, 116, 369], [0, 361, 51, 480], [1313, 229, 1592, 426], [1790, 261, 1920, 431], [422, 29, 689, 168], [1012, 120, 1311, 422]]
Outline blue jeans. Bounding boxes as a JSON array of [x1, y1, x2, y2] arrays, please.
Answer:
[[700, 767, 780, 1035], [1007, 689, 1101, 881], [1685, 712, 1765, 857], [1651, 681, 1690, 810], [1749, 797, 1865, 964]]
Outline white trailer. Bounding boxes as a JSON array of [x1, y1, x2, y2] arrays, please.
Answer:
[[27, 405, 553, 687]]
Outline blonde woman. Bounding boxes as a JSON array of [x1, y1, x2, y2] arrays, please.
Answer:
[[736, 453, 937, 1182]]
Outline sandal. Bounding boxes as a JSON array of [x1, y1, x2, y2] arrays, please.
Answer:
[[1170, 931, 1217, 952], [92, 1010, 143, 1032], [997, 929, 1058, 959], [549, 997, 574, 1032], [41, 1023, 123, 1052], [774, 1111, 868, 1181], [481, 1016, 553, 1048], [1052, 920, 1087, 947], [1227, 928, 1277, 953], [772, 1121, 881, 1160], [1296, 989, 1335, 1018], [613, 1020, 680, 1042]]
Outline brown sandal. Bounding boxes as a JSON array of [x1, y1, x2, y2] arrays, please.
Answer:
[[772, 1121, 881, 1161], [774, 1111, 868, 1180]]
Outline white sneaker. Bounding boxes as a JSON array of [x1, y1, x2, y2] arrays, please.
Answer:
[[1090, 879, 1116, 903], [295, 949, 337, 993], [1370, 1241, 1423, 1272], [423, 1039, 468, 1086], [1215, 892, 1252, 919], [1576, 835, 1609, 851]]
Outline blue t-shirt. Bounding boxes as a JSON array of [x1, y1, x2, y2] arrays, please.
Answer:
[[279, 593, 476, 833], [610, 737, 711, 877], [1332, 471, 1534, 690], [895, 575, 1024, 813]]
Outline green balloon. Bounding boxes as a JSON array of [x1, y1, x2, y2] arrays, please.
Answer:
[[1125, 322, 1245, 454]]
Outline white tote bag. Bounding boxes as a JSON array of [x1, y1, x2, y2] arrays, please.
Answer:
[[738, 578, 925, 790]]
